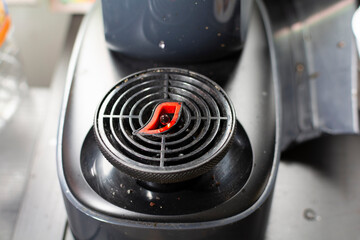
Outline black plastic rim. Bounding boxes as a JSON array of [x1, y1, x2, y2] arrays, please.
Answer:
[[94, 68, 236, 183]]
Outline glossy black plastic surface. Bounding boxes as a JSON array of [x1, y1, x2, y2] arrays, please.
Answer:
[[58, 2, 279, 239], [82, 121, 252, 215], [101, 0, 251, 62], [63, 192, 273, 240], [60, 2, 276, 222]]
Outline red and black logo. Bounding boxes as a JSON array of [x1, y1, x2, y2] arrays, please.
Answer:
[[135, 102, 182, 135]]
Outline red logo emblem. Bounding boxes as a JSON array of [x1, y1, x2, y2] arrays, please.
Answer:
[[136, 102, 182, 135]]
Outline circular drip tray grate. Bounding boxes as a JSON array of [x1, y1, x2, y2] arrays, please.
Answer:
[[94, 68, 236, 183]]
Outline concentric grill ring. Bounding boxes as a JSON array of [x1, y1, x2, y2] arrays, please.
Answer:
[[94, 68, 236, 183]]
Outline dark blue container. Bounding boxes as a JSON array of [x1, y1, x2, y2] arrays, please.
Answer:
[[102, 0, 253, 62]]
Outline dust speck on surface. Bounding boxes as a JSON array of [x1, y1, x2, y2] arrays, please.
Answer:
[[309, 72, 319, 79], [303, 208, 321, 221], [296, 63, 304, 72], [337, 41, 345, 48]]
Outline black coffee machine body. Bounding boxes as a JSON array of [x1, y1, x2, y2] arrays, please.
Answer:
[[58, 1, 281, 239]]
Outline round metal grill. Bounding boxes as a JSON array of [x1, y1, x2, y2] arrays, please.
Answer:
[[94, 68, 236, 183]]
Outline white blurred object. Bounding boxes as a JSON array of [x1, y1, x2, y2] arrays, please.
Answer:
[[352, 7, 360, 109], [6, 0, 37, 5], [50, 0, 94, 13], [0, 0, 28, 130], [353, 7, 360, 58]]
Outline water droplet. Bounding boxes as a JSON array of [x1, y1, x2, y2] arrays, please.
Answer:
[[160, 114, 170, 125], [159, 41, 165, 49], [304, 208, 321, 221]]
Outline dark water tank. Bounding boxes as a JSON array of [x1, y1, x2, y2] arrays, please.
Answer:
[[101, 0, 253, 62]]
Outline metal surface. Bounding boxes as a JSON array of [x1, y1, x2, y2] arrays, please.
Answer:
[[266, 135, 360, 240], [261, 0, 359, 149]]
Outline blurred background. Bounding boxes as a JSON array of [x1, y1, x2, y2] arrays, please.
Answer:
[[8, 0, 91, 86], [0, 1, 92, 239]]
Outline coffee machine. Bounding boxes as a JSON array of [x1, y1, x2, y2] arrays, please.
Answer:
[[57, 0, 358, 239]]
